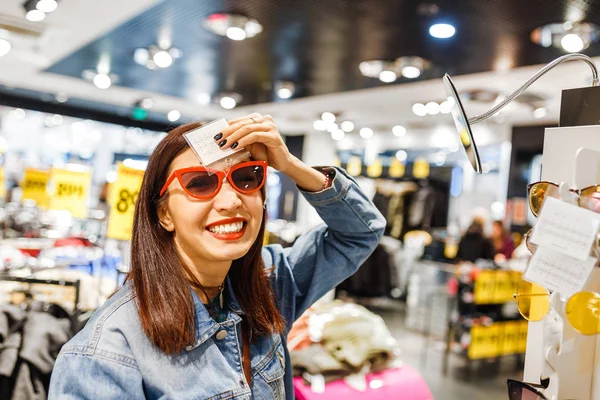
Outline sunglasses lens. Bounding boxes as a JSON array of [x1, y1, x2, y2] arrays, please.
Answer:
[[508, 380, 547, 400], [231, 164, 265, 193], [566, 291, 600, 335], [516, 280, 550, 322], [529, 182, 559, 216], [579, 187, 600, 213], [181, 171, 219, 198]]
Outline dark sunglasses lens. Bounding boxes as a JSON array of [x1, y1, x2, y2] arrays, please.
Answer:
[[507, 380, 546, 400], [181, 171, 219, 197], [579, 186, 600, 213], [529, 182, 559, 216], [231, 165, 265, 192]]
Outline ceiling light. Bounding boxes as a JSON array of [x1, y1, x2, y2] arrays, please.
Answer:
[[36, 0, 58, 13], [276, 81, 295, 99], [561, 33, 585, 52], [359, 127, 374, 139], [449, 142, 459, 152], [226, 27, 247, 41], [533, 107, 547, 119], [402, 66, 421, 79], [140, 98, 154, 109], [440, 100, 453, 114], [393, 125, 406, 137], [93, 73, 112, 89], [331, 129, 345, 141], [341, 121, 355, 132], [426, 101, 441, 115], [55, 92, 68, 103], [26, 9, 45, 22], [429, 23, 456, 39], [396, 150, 407, 162], [531, 22, 599, 51], [152, 49, 173, 68], [52, 114, 63, 125], [167, 110, 181, 122], [412, 103, 427, 116], [204, 13, 263, 41], [326, 123, 339, 133], [220, 96, 237, 109], [313, 120, 327, 131], [379, 70, 397, 83], [0, 39, 11, 58], [321, 112, 336, 124], [196, 93, 211, 104]]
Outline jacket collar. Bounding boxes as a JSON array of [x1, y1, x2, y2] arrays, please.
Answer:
[[185, 275, 243, 352]]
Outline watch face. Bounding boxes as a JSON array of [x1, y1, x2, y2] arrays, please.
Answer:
[[443, 74, 482, 174]]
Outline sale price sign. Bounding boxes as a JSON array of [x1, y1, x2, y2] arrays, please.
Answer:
[[49, 168, 92, 219], [107, 163, 145, 241]]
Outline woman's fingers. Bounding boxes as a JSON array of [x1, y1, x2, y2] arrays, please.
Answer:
[[233, 131, 276, 150], [221, 121, 279, 149]]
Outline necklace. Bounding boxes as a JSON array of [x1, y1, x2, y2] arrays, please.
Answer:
[[189, 281, 226, 308]]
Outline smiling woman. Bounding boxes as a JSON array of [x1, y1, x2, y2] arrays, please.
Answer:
[[48, 114, 386, 400]]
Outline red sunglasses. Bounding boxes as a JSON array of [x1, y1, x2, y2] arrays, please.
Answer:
[[160, 160, 267, 199]]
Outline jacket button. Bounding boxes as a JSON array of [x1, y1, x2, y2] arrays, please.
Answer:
[[216, 330, 227, 340]]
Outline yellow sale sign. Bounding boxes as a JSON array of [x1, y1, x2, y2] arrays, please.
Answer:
[[107, 163, 145, 241], [49, 168, 92, 219], [21, 168, 50, 208]]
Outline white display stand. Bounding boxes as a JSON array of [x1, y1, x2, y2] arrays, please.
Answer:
[[523, 125, 600, 399]]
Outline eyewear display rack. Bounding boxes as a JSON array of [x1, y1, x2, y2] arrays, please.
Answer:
[[523, 125, 600, 400]]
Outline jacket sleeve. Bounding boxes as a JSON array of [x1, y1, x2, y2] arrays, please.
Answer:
[[264, 167, 385, 329], [49, 351, 145, 400]]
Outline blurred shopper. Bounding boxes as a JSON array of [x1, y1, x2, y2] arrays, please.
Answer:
[[456, 216, 494, 263], [49, 114, 385, 399], [491, 220, 515, 261]]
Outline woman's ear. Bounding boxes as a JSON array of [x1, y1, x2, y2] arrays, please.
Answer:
[[158, 203, 175, 232]]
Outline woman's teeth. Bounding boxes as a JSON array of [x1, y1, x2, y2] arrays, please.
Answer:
[[208, 222, 244, 234]]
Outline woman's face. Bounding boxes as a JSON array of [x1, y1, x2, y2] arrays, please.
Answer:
[[159, 149, 264, 265]]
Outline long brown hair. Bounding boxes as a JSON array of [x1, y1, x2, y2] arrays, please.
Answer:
[[127, 122, 285, 354]]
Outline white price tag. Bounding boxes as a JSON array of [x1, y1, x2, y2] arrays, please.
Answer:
[[183, 118, 244, 166], [530, 197, 600, 261], [524, 246, 596, 298]]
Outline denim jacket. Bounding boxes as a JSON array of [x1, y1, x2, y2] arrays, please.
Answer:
[[49, 168, 385, 399]]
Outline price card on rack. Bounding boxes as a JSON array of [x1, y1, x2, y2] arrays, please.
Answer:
[[107, 163, 145, 241], [530, 197, 600, 261], [21, 168, 50, 208], [49, 168, 92, 219]]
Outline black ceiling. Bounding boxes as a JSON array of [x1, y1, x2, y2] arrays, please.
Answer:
[[45, 0, 600, 107]]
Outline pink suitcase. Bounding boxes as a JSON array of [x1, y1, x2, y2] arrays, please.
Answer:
[[293, 365, 433, 400]]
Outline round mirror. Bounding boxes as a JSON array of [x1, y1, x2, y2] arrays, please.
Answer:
[[443, 74, 482, 174]]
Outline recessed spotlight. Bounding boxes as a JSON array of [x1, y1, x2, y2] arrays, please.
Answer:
[[140, 98, 154, 109], [167, 110, 181, 122], [196, 93, 211, 105], [426, 102, 440, 115], [204, 13, 263, 41], [0, 39, 11, 58], [55, 92, 68, 103], [52, 114, 63, 125], [313, 120, 327, 131], [429, 23, 456, 39], [379, 70, 397, 83], [402, 66, 421, 79], [359, 127, 374, 139], [36, 0, 58, 13], [93, 73, 112, 89], [321, 112, 336, 124], [26, 9, 45, 22], [326, 123, 339, 133], [331, 129, 345, 141], [533, 107, 547, 119], [412, 103, 427, 116], [396, 150, 407, 162], [393, 125, 406, 137], [152, 49, 173, 68], [440, 100, 453, 114], [341, 121, 355, 132], [277, 88, 293, 99], [276, 81, 295, 99], [220, 96, 237, 109], [561, 33, 585, 52]]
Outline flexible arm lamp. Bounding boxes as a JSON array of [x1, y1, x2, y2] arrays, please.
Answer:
[[443, 53, 600, 173]]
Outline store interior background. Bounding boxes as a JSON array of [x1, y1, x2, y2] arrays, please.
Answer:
[[1, 0, 600, 399]]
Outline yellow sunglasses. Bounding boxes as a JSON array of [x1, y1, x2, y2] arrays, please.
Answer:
[[515, 280, 600, 336]]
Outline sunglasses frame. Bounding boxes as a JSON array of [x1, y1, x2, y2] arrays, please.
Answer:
[[507, 379, 548, 400], [527, 181, 600, 217], [160, 160, 268, 199]]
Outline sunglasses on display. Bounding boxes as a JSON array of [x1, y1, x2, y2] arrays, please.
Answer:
[[160, 161, 267, 199], [527, 181, 600, 217], [507, 379, 548, 400], [514, 280, 600, 335]]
